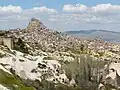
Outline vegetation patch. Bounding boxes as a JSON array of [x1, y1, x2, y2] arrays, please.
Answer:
[[0, 69, 35, 90]]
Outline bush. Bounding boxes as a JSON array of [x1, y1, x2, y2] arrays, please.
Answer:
[[43, 56, 54, 60], [13, 38, 29, 54]]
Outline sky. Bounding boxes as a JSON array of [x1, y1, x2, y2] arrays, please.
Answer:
[[0, 0, 120, 31]]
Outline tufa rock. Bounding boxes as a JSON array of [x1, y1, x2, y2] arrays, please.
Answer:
[[27, 18, 46, 31]]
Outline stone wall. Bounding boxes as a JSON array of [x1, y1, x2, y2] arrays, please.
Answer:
[[0, 37, 13, 49]]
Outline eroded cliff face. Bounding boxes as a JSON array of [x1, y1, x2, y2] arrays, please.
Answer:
[[0, 45, 107, 90], [98, 62, 120, 90]]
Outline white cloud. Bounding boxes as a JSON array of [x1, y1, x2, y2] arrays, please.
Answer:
[[63, 4, 88, 12], [0, 5, 57, 17], [63, 3, 120, 14], [0, 5, 22, 13], [1, 4, 120, 31], [92, 3, 120, 13], [0, 5, 58, 29], [32, 6, 57, 13]]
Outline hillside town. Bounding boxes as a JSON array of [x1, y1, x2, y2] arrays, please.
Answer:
[[0, 18, 120, 90], [6, 18, 120, 62]]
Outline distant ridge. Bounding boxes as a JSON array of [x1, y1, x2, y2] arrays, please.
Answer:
[[65, 30, 120, 34], [65, 30, 120, 43]]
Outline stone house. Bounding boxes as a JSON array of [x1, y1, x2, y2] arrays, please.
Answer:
[[0, 37, 13, 49]]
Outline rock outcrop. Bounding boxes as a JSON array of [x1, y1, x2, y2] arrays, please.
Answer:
[[98, 62, 120, 90], [27, 18, 46, 32]]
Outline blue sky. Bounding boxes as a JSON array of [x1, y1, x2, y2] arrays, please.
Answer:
[[0, 0, 120, 31], [0, 0, 119, 9]]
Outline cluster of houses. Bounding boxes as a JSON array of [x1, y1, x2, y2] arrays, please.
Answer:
[[0, 18, 120, 64], [1, 18, 120, 89]]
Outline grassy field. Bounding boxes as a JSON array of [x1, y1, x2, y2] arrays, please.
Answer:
[[0, 69, 35, 90]]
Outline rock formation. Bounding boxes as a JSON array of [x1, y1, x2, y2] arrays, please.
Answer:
[[27, 18, 46, 31]]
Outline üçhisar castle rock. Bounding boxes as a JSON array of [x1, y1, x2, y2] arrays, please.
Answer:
[[27, 18, 47, 31]]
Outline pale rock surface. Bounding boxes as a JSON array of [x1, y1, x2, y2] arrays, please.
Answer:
[[0, 85, 9, 90], [0, 49, 69, 84]]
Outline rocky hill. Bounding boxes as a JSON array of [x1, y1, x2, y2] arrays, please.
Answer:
[[0, 18, 120, 90]]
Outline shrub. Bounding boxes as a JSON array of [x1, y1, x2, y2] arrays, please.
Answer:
[[43, 56, 54, 60]]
